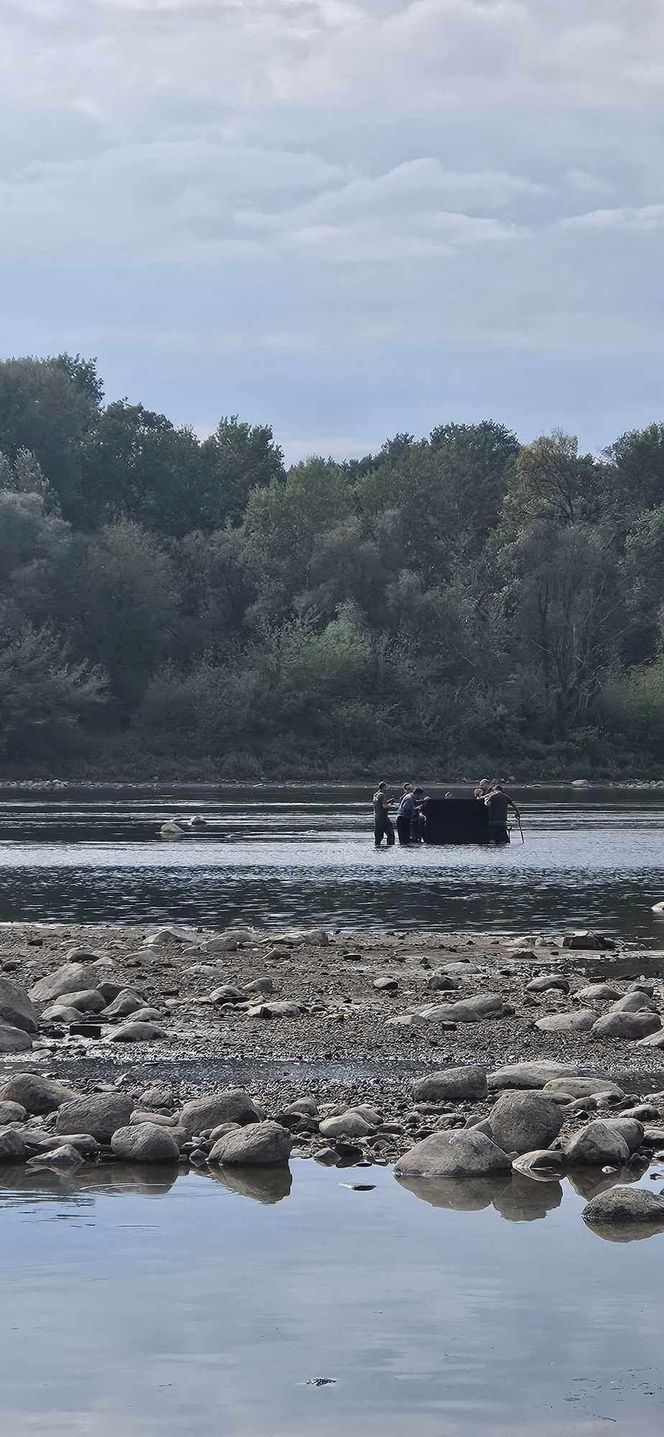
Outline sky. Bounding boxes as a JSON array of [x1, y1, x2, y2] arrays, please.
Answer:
[[1, 0, 664, 462]]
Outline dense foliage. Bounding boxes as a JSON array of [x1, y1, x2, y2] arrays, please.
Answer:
[[0, 354, 662, 778]]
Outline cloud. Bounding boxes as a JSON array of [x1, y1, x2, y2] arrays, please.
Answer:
[[559, 203, 664, 233]]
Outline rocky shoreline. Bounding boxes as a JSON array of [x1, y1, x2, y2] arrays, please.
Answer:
[[1, 921, 664, 1230]]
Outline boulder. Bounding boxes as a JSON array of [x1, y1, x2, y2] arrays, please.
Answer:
[[637, 1029, 664, 1049], [0, 1101, 26, 1124], [609, 991, 654, 1014], [208, 1121, 241, 1142], [101, 990, 145, 1019], [204, 929, 256, 954], [242, 977, 276, 996], [512, 1149, 564, 1177], [55, 1092, 133, 1142], [0, 977, 39, 1034], [488, 1061, 580, 1090], [592, 1011, 661, 1040], [0, 1023, 32, 1053], [209, 986, 245, 1005], [373, 977, 399, 992], [599, 1117, 644, 1153], [139, 1082, 174, 1110], [566, 1120, 631, 1166], [54, 988, 106, 1014], [318, 1110, 375, 1138], [0, 1127, 28, 1162], [108, 1021, 166, 1042], [574, 982, 621, 1002], [419, 994, 508, 1023], [535, 1009, 595, 1033], [411, 1066, 487, 1102], [247, 1001, 301, 1019], [490, 1091, 564, 1155], [543, 1077, 624, 1100], [27, 1143, 84, 1171], [111, 1123, 180, 1163], [178, 1090, 260, 1137], [583, 1186, 664, 1228], [144, 926, 196, 946], [525, 975, 570, 994], [29, 962, 102, 1003], [0, 1072, 78, 1114], [395, 1129, 511, 1179], [424, 971, 460, 993], [42, 1004, 84, 1023], [208, 1121, 292, 1166]]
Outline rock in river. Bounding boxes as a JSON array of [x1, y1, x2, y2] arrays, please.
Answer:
[[411, 1066, 487, 1102], [395, 1129, 511, 1179], [208, 1120, 292, 1166], [489, 1091, 564, 1155], [0, 1127, 28, 1162], [583, 1186, 664, 1230], [111, 1123, 180, 1163], [0, 977, 39, 1034], [565, 1119, 631, 1167], [0, 1023, 32, 1054], [55, 1092, 133, 1142]]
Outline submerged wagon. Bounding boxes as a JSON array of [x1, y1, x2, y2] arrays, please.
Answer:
[[420, 796, 509, 845]]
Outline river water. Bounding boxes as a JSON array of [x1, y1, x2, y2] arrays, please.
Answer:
[[0, 786, 662, 939], [0, 1159, 663, 1435]]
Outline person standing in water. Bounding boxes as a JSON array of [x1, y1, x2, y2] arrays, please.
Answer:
[[396, 783, 415, 845], [484, 783, 521, 844], [373, 782, 395, 848]]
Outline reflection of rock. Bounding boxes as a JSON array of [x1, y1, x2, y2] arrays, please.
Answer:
[[583, 1185, 664, 1243], [0, 1162, 179, 1198], [396, 1171, 511, 1212], [206, 1163, 293, 1204], [567, 1164, 645, 1201], [492, 1171, 563, 1223]]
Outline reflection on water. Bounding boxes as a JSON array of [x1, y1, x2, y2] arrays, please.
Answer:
[[0, 786, 662, 937], [0, 1160, 664, 1434]]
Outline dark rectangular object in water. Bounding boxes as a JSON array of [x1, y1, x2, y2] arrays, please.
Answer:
[[422, 797, 491, 845]]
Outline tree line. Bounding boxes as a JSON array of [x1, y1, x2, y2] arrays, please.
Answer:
[[0, 353, 662, 778]]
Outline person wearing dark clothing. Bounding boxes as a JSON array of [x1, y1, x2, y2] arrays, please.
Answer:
[[396, 786, 415, 846], [373, 783, 395, 848], [484, 784, 520, 844], [411, 786, 425, 842]]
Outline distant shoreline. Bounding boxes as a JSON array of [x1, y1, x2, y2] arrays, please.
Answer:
[[0, 778, 662, 794]]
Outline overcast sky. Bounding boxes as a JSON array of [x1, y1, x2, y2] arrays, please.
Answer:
[[2, 1, 663, 461]]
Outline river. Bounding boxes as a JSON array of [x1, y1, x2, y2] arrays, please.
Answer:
[[0, 785, 662, 939]]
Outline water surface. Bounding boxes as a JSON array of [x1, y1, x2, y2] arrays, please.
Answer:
[[0, 786, 662, 939], [0, 1160, 663, 1435]]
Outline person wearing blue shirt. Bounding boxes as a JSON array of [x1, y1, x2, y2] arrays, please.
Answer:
[[396, 784, 416, 846]]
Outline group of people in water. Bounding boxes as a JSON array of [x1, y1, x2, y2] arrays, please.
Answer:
[[372, 778, 521, 848]]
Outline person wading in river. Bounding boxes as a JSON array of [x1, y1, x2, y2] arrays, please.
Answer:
[[373, 782, 395, 848], [396, 783, 415, 846], [484, 783, 521, 845]]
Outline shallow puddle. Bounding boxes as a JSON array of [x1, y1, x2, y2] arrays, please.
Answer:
[[0, 1159, 663, 1434]]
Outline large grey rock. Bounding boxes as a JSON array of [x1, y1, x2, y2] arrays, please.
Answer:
[[54, 988, 106, 1014], [0, 1127, 28, 1162], [319, 1110, 376, 1138], [111, 1123, 180, 1163], [535, 1008, 595, 1033], [247, 1000, 301, 1018], [0, 1072, 78, 1114], [0, 1101, 26, 1124], [0, 1023, 32, 1053], [208, 1121, 292, 1166], [0, 977, 39, 1034], [583, 1186, 664, 1228], [395, 1129, 511, 1178], [27, 1143, 84, 1171], [424, 971, 460, 993], [55, 1093, 133, 1142], [637, 1029, 664, 1049], [30, 962, 102, 1003], [101, 990, 144, 1019], [575, 982, 621, 1002], [209, 986, 245, 1005], [561, 932, 615, 951], [419, 993, 508, 1023], [139, 1082, 174, 1110], [42, 1003, 83, 1023], [108, 1021, 166, 1042], [566, 1120, 631, 1166], [599, 1117, 644, 1153], [411, 1066, 487, 1102], [609, 991, 654, 1014], [179, 1090, 260, 1137], [525, 974, 570, 993], [487, 1061, 580, 1090], [512, 1149, 564, 1177], [592, 1011, 661, 1040], [543, 1077, 624, 1100], [490, 1091, 564, 1155]]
